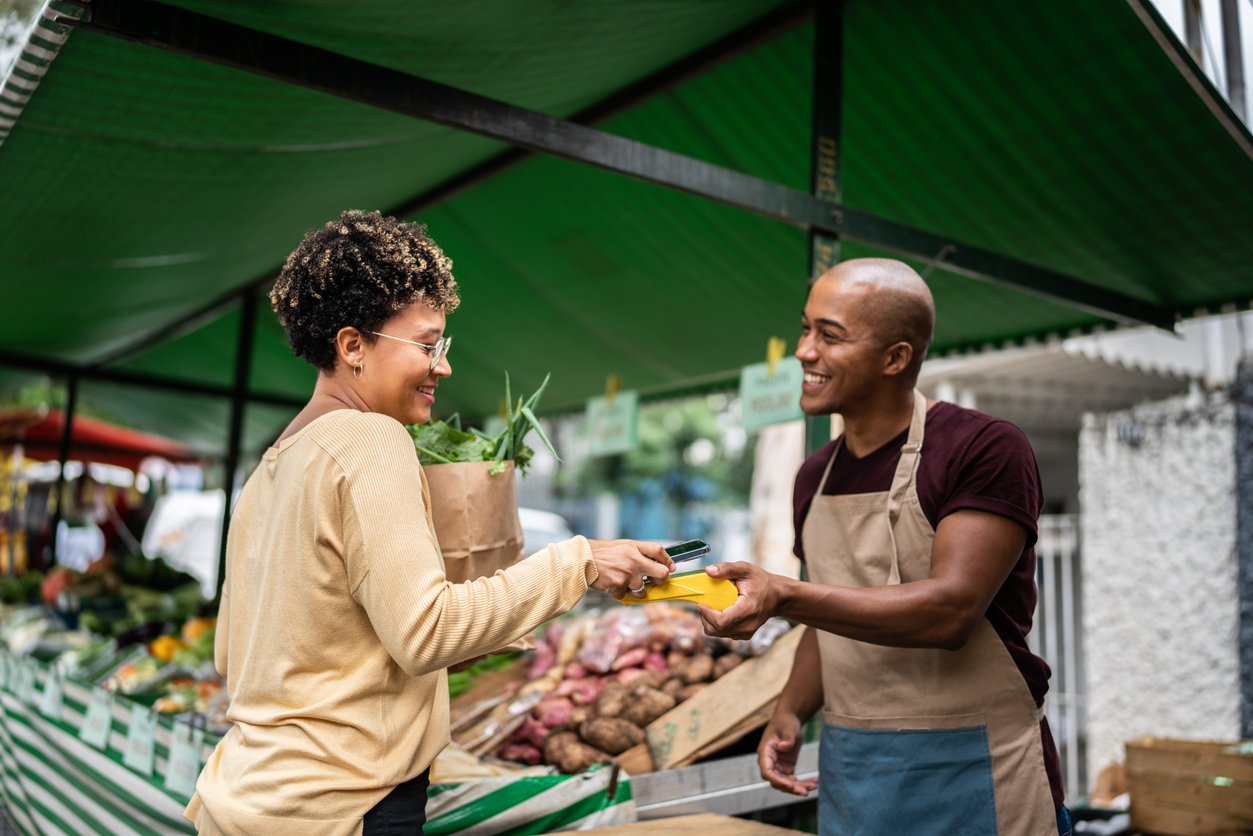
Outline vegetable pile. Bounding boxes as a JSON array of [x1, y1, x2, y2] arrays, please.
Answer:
[[452, 605, 789, 774]]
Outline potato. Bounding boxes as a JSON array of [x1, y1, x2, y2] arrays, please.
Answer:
[[714, 653, 743, 678], [595, 680, 629, 719], [579, 717, 644, 755], [661, 677, 684, 699], [543, 730, 611, 774], [675, 653, 714, 685], [622, 686, 677, 727], [678, 683, 709, 702]]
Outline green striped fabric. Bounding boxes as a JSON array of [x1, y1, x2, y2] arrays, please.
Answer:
[[0, 651, 637, 834], [0, 651, 210, 835]]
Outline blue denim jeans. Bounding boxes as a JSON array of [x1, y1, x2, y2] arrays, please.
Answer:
[[1057, 803, 1073, 836]]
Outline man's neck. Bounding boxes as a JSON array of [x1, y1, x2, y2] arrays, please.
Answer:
[[839, 388, 918, 457]]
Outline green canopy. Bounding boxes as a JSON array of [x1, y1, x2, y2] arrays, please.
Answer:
[[1, 0, 1250, 458]]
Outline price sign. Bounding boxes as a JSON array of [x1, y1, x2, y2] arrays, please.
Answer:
[[123, 703, 158, 776], [586, 391, 639, 457], [80, 689, 114, 750], [163, 722, 205, 798], [739, 358, 804, 432], [38, 668, 63, 720]]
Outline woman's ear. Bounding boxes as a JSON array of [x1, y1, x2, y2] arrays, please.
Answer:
[[882, 341, 914, 378], [335, 326, 366, 368]]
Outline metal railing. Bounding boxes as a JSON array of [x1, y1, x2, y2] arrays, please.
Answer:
[[1030, 513, 1087, 799]]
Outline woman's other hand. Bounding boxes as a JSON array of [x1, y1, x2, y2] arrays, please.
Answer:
[[586, 539, 675, 599]]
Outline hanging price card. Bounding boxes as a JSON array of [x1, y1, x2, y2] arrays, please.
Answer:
[[163, 722, 204, 798], [123, 702, 158, 776], [739, 358, 804, 432], [80, 689, 114, 750], [38, 668, 63, 720], [586, 391, 639, 457], [18, 661, 38, 704]]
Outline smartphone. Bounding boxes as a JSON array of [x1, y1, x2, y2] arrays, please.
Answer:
[[664, 539, 711, 564]]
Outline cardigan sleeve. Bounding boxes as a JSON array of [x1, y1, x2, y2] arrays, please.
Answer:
[[323, 412, 597, 677]]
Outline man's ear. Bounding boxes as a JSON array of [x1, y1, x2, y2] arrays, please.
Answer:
[[335, 326, 366, 368], [882, 341, 914, 378]]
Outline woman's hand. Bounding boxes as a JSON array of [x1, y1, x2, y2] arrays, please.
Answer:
[[586, 539, 675, 599]]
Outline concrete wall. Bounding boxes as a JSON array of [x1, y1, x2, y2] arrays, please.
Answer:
[[1079, 393, 1242, 782]]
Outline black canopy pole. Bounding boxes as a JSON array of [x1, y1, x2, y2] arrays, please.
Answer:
[[65, 0, 1179, 332], [805, 0, 844, 456], [1220, 0, 1246, 121], [48, 374, 79, 567], [216, 290, 257, 604]]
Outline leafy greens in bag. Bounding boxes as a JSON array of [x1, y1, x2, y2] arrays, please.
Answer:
[[408, 373, 558, 475]]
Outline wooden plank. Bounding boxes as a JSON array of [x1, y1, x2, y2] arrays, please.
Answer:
[[615, 742, 654, 775], [1130, 797, 1251, 835], [673, 699, 777, 768], [585, 812, 801, 834], [645, 627, 803, 770], [1126, 737, 1253, 782], [1127, 772, 1253, 820]]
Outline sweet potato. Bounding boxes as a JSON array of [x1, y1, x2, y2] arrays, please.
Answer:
[[611, 647, 649, 671], [543, 731, 610, 774], [497, 742, 542, 765], [622, 686, 676, 727], [579, 717, 644, 755], [516, 717, 551, 749], [532, 696, 575, 729]]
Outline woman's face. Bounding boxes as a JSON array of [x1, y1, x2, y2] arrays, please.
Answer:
[[356, 301, 451, 425]]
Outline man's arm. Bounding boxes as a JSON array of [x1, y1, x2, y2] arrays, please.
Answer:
[[759, 627, 822, 796], [699, 509, 1026, 649]]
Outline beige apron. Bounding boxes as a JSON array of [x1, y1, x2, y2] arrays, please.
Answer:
[[802, 392, 1056, 835]]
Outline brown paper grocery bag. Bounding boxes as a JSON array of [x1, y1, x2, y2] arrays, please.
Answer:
[[422, 460, 526, 583], [422, 460, 535, 652]]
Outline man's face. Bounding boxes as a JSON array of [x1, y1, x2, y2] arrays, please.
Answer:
[[795, 276, 886, 416]]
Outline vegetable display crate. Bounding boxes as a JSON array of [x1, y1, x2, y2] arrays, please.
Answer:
[[1125, 736, 1253, 835]]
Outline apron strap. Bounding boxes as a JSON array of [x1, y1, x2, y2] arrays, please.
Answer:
[[884, 392, 928, 585], [814, 436, 843, 496]]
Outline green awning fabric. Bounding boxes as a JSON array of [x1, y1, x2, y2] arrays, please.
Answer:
[[0, 0, 1250, 453]]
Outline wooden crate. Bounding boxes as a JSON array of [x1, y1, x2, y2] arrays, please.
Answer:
[[1125, 736, 1253, 835]]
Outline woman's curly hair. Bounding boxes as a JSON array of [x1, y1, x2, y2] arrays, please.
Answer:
[[269, 210, 460, 371]]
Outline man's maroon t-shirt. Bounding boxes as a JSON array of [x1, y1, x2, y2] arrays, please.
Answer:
[[792, 400, 1064, 807]]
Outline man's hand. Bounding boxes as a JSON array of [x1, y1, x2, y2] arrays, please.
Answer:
[[696, 562, 784, 639], [758, 710, 818, 797]]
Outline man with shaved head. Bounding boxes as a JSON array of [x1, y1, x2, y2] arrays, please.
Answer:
[[700, 259, 1068, 835]]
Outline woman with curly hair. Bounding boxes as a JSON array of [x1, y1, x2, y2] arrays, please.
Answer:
[[184, 210, 673, 835]]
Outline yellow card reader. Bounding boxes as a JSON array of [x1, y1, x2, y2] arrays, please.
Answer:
[[618, 569, 739, 611]]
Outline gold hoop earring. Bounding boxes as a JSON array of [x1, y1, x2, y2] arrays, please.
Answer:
[[354, 362, 363, 380]]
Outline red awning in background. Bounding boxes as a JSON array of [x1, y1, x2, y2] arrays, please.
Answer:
[[0, 408, 196, 471]]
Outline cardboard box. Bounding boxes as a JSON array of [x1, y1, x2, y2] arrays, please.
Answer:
[[1125, 736, 1253, 835]]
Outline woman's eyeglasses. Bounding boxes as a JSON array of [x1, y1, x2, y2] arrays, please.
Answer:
[[365, 330, 452, 370]]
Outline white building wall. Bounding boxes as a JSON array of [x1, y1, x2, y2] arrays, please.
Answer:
[[1079, 394, 1241, 782]]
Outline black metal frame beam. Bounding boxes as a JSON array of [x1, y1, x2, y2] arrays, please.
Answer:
[[47, 374, 78, 564], [90, 1, 814, 370], [0, 349, 304, 410], [216, 291, 256, 603], [66, 0, 1178, 331], [805, 0, 845, 456]]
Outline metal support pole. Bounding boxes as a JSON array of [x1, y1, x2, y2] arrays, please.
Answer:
[[1221, 0, 1246, 121], [48, 374, 79, 566], [1184, 0, 1203, 65], [216, 292, 257, 604], [805, 1, 844, 455]]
